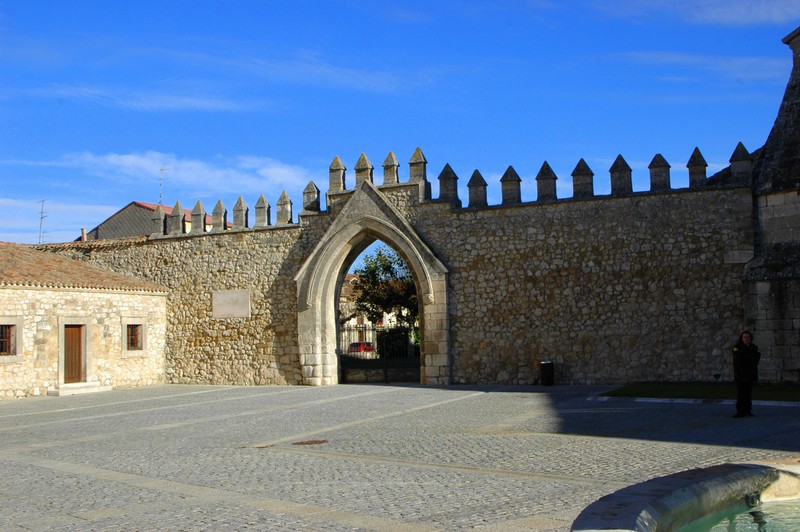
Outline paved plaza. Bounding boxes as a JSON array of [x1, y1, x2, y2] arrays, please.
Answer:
[[1, 384, 798, 530]]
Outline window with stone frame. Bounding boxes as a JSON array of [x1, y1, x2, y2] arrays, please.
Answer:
[[126, 324, 143, 351], [0, 324, 15, 356]]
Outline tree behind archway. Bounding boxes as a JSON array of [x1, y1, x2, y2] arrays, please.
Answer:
[[351, 245, 418, 328]]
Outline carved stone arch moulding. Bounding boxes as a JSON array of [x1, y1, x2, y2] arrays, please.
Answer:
[[294, 181, 450, 386]]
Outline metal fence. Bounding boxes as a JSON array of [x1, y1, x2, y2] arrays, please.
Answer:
[[339, 325, 419, 357], [339, 325, 379, 354], [339, 325, 420, 383]]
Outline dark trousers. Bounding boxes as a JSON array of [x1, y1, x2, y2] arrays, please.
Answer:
[[735, 381, 754, 415]]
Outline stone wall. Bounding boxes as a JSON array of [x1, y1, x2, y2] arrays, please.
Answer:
[[743, 280, 800, 382], [49, 227, 317, 386], [741, 27, 800, 383], [0, 287, 167, 398], [744, 188, 800, 383], [757, 191, 800, 245], [43, 178, 758, 386], [412, 188, 754, 384]]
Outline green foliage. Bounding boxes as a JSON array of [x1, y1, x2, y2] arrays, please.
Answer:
[[352, 245, 418, 327], [603, 382, 799, 402]]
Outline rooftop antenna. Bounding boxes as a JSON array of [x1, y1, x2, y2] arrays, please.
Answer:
[[159, 168, 169, 205], [37, 199, 47, 244]]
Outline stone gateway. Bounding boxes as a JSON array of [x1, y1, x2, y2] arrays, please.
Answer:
[[36, 28, 800, 389]]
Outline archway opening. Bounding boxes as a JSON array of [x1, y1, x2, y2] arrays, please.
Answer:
[[294, 181, 450, 386], [338, 240, 421, 384]]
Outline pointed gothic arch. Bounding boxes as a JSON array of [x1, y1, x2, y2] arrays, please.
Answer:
[[295, 181, 450, 385]]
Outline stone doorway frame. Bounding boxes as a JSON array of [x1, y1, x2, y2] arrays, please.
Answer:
[[58, 317, 90, 386], [295, 182, 449, 385]]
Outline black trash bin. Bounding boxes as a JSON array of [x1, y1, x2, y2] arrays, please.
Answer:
[[540, 360, 554, 386]]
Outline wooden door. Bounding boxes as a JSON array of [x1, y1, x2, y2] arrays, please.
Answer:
[[64, 325, 84, 384]]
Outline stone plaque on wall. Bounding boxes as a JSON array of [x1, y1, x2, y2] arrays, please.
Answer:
[[212, 290, 251, 319]]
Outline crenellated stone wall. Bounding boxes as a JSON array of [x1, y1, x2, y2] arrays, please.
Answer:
[[411, 187, 754, 384], [41, 143, 765, 386]]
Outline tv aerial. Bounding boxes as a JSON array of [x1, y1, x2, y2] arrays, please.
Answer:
[[159, 168, 169, 205]]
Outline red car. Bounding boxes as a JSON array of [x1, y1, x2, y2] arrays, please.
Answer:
[[346, 342, 378, 359], [347, 342, 374, 354]]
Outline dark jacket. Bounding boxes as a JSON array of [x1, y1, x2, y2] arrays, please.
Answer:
[[732, 341, 761, 383]]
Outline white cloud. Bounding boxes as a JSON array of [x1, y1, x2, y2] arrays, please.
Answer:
[[592, 0, 800, 25], [0, 198, 117, 244], [381, 7, 433, 24], [165, 47, 427, 94], [27, 84, 252, 111], [125, 93, 249, 112], [58, 151, 315, 205], [617, 51, 789, 83], [236, 156, 312, 188], [681, 0, 800, 25], [18, 46, 423, 112], [0, 150, 322, 243]]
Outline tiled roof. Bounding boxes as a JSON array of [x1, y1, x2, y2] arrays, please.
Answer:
[[132, 201, 217, 224], [0, 242, 167, 293], [81, 201, 230, 241]]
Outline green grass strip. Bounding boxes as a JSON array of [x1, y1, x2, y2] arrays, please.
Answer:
[[602, 382, 799, 402]]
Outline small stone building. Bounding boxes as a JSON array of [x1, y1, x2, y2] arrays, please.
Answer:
[[0, 242, 168, 398]]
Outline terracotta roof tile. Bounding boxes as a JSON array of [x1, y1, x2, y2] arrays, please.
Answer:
[[0, 242, 167, 293]]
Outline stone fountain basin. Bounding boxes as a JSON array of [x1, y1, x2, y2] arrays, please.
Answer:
[[571, 458, 800, 531]]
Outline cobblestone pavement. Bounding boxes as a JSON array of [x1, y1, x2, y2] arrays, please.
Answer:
[[1, 384, 797, 531]]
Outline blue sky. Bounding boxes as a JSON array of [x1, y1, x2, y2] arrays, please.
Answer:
[[2, 1, 800, 245]]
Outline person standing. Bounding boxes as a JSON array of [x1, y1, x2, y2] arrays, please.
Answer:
[[732, 331, 761, 418]]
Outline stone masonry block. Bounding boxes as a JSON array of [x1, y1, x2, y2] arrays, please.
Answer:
[[774, 202, 800, 218], [424, 366, 440, 378], [767, 194, 786, 207], [431, 354, 448, 367], [756, 294, 772, 311], [755, 330, 776, 348], [426, 329, 446, 342], [754, 282, 772, 295], [775, 329, 800, 346], [790, 345, 800, 359], [725, 249, 754, 264], [773, 229, 794, 242], [772, 345, 792, 359], [302, 354, 322, 366]]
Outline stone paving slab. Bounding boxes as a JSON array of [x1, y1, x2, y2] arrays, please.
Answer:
[[0, 384, 797, 531]]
